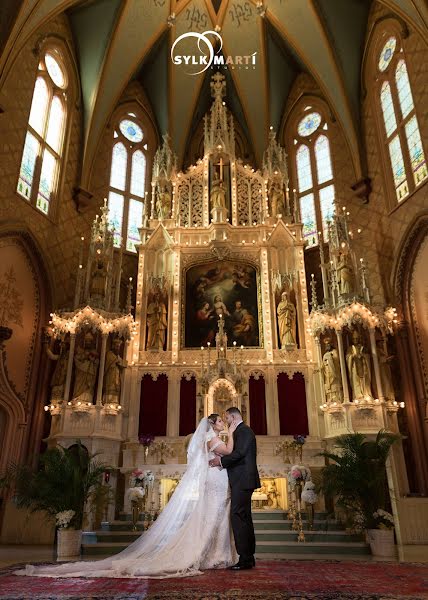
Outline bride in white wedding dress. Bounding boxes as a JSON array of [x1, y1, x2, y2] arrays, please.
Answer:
[[16, 414, 238, 579]]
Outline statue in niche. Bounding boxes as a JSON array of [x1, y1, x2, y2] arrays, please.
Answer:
[[376, 338, 395, 402], [156, 184, 172, 221], [269, 181, 285, 217], [72, 331, 100, 403], [267, 480, 280, 509], [90, 258, 108, 303], [277, 291, 297, 347], [210, 173, 226, 210], [103, 337, 127, 405], [321, 337, 343, 403], [45, 336, 70, 402], [146, 289, 168, 351], [346, 329, 372, 400], [337, 252, 354, 295]]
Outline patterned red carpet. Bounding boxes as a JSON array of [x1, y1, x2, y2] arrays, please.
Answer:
[[0, 560, 427, 600]]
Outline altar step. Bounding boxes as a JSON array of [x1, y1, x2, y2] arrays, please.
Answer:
[[81, 511, 370, 558]]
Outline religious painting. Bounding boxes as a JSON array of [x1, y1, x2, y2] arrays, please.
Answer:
[[184, 260, 260, 348]]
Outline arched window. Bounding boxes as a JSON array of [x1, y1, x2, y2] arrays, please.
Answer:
[[108, 115, 147, 252], [293, 109, 336, 248], [17, 50, 68, 215], [377, 35, 427, 202]]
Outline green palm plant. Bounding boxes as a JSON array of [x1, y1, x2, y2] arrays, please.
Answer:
[[0, 441, 110, 529], [318, 430, 399, 530]]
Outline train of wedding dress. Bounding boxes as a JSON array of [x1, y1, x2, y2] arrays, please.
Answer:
[[15, 418, 237, 578]]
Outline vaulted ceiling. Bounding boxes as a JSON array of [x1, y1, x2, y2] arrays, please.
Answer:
[[1, 0, 427, 187]]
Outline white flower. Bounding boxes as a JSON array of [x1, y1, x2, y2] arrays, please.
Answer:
[[55, 509, 75, 529], [127, 487, 146, 502]]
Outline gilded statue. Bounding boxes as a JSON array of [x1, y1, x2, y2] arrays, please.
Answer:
[[337, 252, 354, 295], [156, 185, 172, 221], [346, 329, 372, 400], [103, 337, 127, 404], [277, 291, 297, 347], [376, 339, 395, 402], [45, 337, 70, 402], [269, 181, 285, 217], [72, 331, 99, 403], [146, 290, 168, 351], [210, 175, 226, 210], [321, 337, 343, 403]]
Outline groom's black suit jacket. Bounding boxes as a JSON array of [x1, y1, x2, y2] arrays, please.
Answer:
[[221, 422, 261, 491]]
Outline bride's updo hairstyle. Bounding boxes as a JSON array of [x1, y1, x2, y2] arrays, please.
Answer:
[[207, 413, 220, 427]]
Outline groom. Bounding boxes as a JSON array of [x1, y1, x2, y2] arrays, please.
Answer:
[[209, 407, 260, 570]]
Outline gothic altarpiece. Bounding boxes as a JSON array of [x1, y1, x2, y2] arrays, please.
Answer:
[[45, 74, 404, 524]]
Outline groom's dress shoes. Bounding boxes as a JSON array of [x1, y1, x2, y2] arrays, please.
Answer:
[[229, 561, 253, 570]]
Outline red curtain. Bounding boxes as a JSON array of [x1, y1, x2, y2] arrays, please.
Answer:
[[277, 372, 309, 435], [139, 374, 168, 436], [249, 375, 267, 435], [179, 376, 197, 436]]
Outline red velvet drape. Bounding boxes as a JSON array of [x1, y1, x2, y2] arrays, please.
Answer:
[[139, 374, 168, 436], [249, 375, 267, 435], [179, 376, 196, 436], [277, 372, 309, 435]]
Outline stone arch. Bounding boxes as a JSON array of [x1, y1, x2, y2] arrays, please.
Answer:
[[206, 377, 238, 416]]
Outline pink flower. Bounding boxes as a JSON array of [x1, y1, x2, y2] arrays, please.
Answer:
[[132, 469, 143, 477], [291, 469, 302, 479]]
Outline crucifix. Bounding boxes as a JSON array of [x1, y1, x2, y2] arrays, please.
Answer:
[[216, 157, 224, 182]]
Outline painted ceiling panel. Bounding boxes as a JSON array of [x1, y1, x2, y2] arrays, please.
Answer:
[[67, 0, 122, 132], [221, 1, 268, 163], [265, 20, 300, 133], [168, 0, 211, 163], [314, 0, 372, 123], [267, 0, 360, 177], [138, 30, 170, 137], [82, 0, 170, 185]]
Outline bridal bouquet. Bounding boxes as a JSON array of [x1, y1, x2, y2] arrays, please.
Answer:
[[55, 509, 76, 529], [288, 464, 311, 486]]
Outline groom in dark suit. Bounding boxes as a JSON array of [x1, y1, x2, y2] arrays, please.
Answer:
[[209, 407, 260, 570]]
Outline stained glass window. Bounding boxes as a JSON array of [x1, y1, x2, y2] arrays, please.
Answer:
[[28, 77, 49, 135], [380, 82, 397, 137], [46, 96, 64, 152], [130, 150, 146, 198], [110, 143, 127, 191], [17, 132, 39, 200], [405, 116, 427, 185], [319, 185, 335, 240], [120, 119, 143, 143], [109, 116, 148, 250], [297, 112, 321, 137], [395, 60, 414, 119], [17, 51, 67, 214], [388, 136, 408, 201], [108, 192, 124, 247], [300, 193, 318, 247], [315, 136, 333, 184], [378, 36, 396, 71], [296, 145, 312, 192], [127, 199, 144, 252], [37, 150, 57, 214], [45, 53, 66, 88]]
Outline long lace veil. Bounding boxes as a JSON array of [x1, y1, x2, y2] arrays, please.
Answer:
[[19, 417, 214, 578]]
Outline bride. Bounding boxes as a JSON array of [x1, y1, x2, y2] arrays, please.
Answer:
[[16, 414, 238, 579]]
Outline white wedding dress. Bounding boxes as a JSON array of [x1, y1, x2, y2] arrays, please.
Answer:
[[16, 418, 237, 579]]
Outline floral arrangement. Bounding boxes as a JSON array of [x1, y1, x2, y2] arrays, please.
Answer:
[[127, 487, 146, 503], [55, 509, 76, 529], [139, 434, 155, 447], [301, 480, 318, 505], [288, 464, 311, 486], [130, 469, 155, 489], [372, 509, 395, 530]]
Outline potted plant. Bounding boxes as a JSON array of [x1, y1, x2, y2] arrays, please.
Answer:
[[318, 430, 399, 557], [0, 441, 109, 558]]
